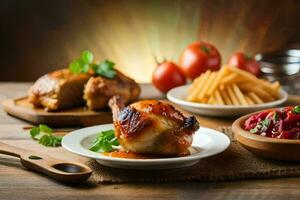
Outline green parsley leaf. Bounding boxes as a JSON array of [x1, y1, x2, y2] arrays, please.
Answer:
[[273, 112, 279, 121], [39, 135, 51, 146], [39, 124, 52, 134], [69, 59, 83, 74], [69, 53, 92, 74], [250, 128, 258, 133], [82, 64, 90, 73], [39, 135, 62, 147], [110, 137, 119, 146], [30, 127, 40, 139], [250, 119, 270, 134], [293, 105, 300, 114], [261, 119, 270, 127], [89, 129, 119, 153], [68, 50, 116, 78], [101, 140, 115, 152], [29, 125, 62, 147], [93, 60, 116, 79], [81, 50, 94, 64]]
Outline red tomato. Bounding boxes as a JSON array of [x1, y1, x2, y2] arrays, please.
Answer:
[[179, 41, 221, 79], [152, 61, 186, 93], [228, 52, 261, 77]]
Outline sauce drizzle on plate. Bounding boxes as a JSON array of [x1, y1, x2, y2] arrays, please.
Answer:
[[102, 149, 190, 159]]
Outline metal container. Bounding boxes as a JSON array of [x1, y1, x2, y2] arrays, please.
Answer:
[[255, 49, 300, 95]]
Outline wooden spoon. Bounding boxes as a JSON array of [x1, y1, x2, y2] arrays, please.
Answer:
[[0, 142, 92, 183]]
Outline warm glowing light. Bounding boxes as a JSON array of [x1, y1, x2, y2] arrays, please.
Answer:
[[62, 1, 289, 83], [70, 1, 199, 83]]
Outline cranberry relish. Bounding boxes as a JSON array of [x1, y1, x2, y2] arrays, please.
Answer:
[[244, 106, 300, 139]]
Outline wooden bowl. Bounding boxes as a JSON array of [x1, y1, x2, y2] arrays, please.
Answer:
[[232, 110, 300, 161]]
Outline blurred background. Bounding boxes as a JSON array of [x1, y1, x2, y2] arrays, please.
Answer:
[[0, 0, 300, 83]]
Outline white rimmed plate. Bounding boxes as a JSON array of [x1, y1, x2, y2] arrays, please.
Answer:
[[62, 124, 230, 169], [167, 85, 288, 117]]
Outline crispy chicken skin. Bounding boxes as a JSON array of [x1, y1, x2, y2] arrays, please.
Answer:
[[109, 96, 199, 156], [28, 69, 91, 111], [84, 70, 140, 110]]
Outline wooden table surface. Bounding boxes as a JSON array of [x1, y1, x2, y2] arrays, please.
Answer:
[[0, 82, 300, 200]]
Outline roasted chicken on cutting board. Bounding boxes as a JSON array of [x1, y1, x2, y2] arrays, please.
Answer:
[[28, 69, 91, 111], [29, 69, 140, 111], [109, 96, 200, 156], [84, 70, 140, 110]]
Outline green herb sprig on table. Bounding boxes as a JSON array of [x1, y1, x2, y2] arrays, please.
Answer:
[[89, 129, 119, 153], [30, 124, 62, 147], [68, 50, 116, 79]]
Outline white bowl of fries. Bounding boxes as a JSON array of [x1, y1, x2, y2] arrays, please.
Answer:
[[167, 65, 288, 117]]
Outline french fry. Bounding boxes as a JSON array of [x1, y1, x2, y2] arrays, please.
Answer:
[[226, 65, 258, 80], [201, 97, 209, 104], [186, 64, 281, 106], [208, 95, 218, 104], [220, 88, 232, 105], [207, 66, 228, 95], [214, 89, 225, 105], [226, 85, 240, 105], [233, 76, 249, 83], [187, 70, 210, 101], [258, 80, 279, 98], [239, 83, 274, 102], [232, 84, 248, 105], [271, 81, 280, 91], [219, 84, 225, 90], [188, 76, 199, 93], [212, 97, 217, 105], [248, 92, 264, 104], [227, 65, 279, 98], [186, 76, 202, 100], [245, 94, 255, 105], [220, 73, 238, 84], [197, 71, 217, 100], [208, 95, 215, 104], [187, 75, 201, 95]]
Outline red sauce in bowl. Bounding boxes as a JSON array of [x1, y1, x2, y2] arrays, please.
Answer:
[[244, 106, 300, 139]]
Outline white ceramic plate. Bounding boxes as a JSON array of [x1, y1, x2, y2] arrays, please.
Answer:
[[62, 124, 230, 169], [167, 85, 288, 117]]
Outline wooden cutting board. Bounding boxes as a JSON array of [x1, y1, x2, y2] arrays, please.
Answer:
[[1, 84, 163, 127], [2, 97, 112, 126]]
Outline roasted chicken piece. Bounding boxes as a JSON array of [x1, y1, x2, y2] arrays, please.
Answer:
[[84, 70, 140, 110], [28, 69, 91, 111], [109, 96, 199, 156]]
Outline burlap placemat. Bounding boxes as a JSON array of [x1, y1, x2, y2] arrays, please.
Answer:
[[86, 128, 300, 183]]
